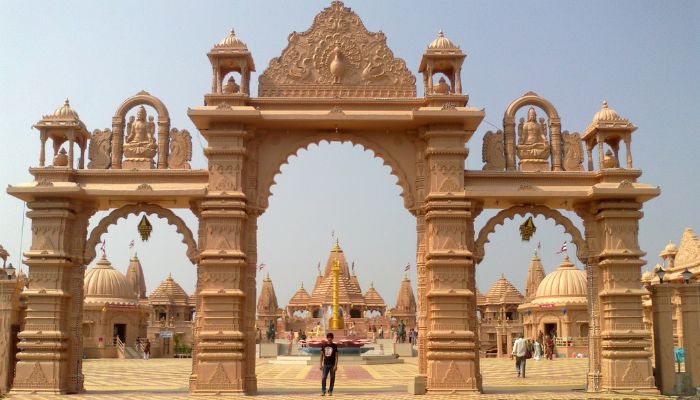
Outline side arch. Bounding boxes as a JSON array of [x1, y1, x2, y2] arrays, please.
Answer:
[[473, 205, 587, 264], [84, 203, 198, 265], [503, 91, 560, 122], [113, 90, 170, 122], [257, 132, 415, 212]]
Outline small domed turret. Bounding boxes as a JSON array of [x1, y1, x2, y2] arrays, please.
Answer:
[[428, 30, 459, 50], [216, 29, 248, 49], [52, 99, 80, 119]]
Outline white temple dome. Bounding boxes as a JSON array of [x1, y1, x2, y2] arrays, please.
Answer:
[[428, 30, 459, 50], [52, 99, 79, 119], [216, 29, 248, 49], [84, 256, 137, 304], [532, 257, 587, 304]]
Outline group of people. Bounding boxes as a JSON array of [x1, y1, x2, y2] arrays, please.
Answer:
[[510, 331, 556, 378]]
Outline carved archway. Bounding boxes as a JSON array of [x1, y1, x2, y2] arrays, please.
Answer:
[[474, 205, 587, 264], [257, 132, 415, 212], [113, 90, 170, 121], [84, 203, 198, 265], [503, 91, 560, 121]]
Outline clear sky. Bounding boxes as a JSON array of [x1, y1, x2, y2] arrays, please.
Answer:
[[0, 1, 698, 306]]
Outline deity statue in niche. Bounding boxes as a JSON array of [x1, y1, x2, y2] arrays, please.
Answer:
[[517, 106, 550, 171], [123, 105, 157, 169]]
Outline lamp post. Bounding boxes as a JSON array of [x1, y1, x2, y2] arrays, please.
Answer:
[[682, 268, 692, 284], [656, 266, 666, 284], [4, 263, 15, 280]]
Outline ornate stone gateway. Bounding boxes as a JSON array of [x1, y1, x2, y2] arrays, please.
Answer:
[[5, 1, 659, 395]]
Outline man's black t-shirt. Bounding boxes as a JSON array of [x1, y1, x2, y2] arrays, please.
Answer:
[[321, 342, 338, 366]]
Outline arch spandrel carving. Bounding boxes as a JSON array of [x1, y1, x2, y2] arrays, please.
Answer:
[[258, 1, 416, 98], [254, 132, 416, 212], [84, 203, 198, 265], [474, 205, 587, 264]]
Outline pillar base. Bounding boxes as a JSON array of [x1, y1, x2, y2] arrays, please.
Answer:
[[408, 374, 427, 395], [122, 158, 154, 170]]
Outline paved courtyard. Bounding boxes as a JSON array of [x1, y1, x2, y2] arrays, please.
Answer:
[[6, 357, 676, 399]]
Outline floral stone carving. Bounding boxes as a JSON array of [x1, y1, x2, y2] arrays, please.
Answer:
[[87, 128, 112, 169], [168, 128, 192, 169], [482, 130, 505, 171], [258, 1, 416, 98]]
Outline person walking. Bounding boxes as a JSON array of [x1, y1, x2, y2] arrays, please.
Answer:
[[545, 335, 554, 360], [143, 339, 151, 360], [533, 338, 542, 360], [320, 332, 339, 396], [510, 334, 527, 378]]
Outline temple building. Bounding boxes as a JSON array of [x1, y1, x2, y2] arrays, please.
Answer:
[[477, 274, 524, 357], [388, 275, 416, 331], [519, 256, 589, 343], [82, 255, 148, 358], [80, 253, 195, 358], [642, 228, 700, 348], [257, 239, 415, 337]]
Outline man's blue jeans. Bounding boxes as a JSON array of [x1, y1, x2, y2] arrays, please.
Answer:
[[321, 365, 336, 393]]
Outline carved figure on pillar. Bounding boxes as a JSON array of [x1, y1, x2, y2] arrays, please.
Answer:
[[517, 107, 550, 171], [123, 106, 157, 169]]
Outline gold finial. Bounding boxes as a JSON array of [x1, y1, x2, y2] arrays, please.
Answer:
[[500, 273, 505, 279], [370, 281, 374, 288], [602, 100, 608, 109], [331, 238, 342, 252], [300, 281, 304, 288], [438, 29, 444, 37], [265, 272, 270, 280]]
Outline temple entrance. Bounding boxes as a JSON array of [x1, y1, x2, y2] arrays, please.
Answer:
[[4, 1, 660, 397], [112, 324, 126, 344]]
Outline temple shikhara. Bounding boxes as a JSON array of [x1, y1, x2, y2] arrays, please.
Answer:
[[1, 1, 699, 397]]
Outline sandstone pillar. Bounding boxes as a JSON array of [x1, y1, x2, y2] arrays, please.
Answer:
[[423, 125, 480, 392], [496, 330, 503, 356], [595, 201, 656, 392], [416, 212, 428, 376], [0, 275, 21, 394], [650, 285, 674, 394], [677, 284, 700, 388], [11, 200, 92, 394], [190, 125, 253, 394]]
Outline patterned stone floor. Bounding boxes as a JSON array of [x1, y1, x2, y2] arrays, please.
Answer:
[[5, 357, 678, 399]]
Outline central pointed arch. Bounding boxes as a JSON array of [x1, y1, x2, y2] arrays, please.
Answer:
[[256, 131, 417, 212], [474, 205, 587, 264]]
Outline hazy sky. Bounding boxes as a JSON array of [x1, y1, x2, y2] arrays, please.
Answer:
[[0, 1, 698, 306]]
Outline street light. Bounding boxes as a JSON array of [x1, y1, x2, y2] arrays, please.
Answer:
[[4, 263, 15, 280], [682, 268, 692, 284], [656, 266, 666, 284]]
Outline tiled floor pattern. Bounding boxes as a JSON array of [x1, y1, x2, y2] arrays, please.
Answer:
[[5, 357, 678, 399]]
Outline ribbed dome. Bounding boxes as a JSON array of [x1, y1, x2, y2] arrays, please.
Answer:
[[591, 101, 624, 124], [641, 270, 655, 283], [52, 99, 80, 119], [660, 241, 678, 258], [216, 29, 248, 49], [428, 30, 459, 50], [84, 256, 137, 304], [532, 257, 587, 305], [150, 273, 189, 305]]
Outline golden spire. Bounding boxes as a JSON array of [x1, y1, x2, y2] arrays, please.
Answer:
[[331, 238, 342, 252]]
